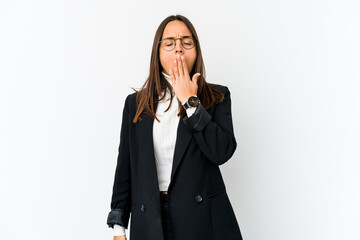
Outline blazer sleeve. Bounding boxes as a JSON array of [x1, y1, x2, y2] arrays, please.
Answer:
[[106, 95, 132, 229], [183, 86, 237, 166]]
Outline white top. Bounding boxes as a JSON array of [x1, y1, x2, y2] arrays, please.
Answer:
[[113, 71, 196, 236]]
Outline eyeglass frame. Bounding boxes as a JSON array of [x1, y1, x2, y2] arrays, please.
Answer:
[[158, 36, 197, 51]]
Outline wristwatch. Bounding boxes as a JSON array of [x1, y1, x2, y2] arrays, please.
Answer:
[[182, 95, 201, 110]]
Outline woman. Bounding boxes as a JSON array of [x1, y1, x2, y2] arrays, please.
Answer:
[[107, 15, 243, 240]]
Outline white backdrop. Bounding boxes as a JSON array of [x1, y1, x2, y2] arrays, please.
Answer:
[[0, 0, 359, 240]]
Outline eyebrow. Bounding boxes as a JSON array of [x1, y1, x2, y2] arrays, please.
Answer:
[[162, 35, 192, 40]]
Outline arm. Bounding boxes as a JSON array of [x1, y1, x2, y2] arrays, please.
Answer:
[[183, 86, 237, 165], [107, 95, 132, 230]]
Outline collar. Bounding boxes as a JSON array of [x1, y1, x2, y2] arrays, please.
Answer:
[[162, 71, 172, 86], [160, 71, 175, 100]]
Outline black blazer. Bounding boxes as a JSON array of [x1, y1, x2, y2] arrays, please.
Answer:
[[107, 84, 243, 240]]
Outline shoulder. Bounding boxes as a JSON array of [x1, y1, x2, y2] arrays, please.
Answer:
[[121, 92, 138, 115], [208, 83, 230, 96], [207, 83, 231, 106], [126, 91, 138, 104]]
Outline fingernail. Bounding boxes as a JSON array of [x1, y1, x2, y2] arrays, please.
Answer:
[[181, 56, 184, 60]]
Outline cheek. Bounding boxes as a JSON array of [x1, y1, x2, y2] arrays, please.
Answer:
[[186, 53, 197, 71], [160, 52, 172, 69]]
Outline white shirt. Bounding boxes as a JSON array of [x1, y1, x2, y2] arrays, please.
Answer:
[[113, 71, 196, 236]]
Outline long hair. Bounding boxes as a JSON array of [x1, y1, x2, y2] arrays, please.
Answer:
[[131, 15, 225, 123]]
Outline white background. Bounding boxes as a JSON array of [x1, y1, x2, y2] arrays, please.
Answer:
[[0, 0, 359, 239]]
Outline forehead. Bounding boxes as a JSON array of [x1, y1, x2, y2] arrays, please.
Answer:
[[162, 20, 192, 38]]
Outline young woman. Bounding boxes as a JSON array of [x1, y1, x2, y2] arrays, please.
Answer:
[[107, 15, 243, 240]]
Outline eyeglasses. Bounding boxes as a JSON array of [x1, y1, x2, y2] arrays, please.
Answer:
[[159, 36, 196, 51]]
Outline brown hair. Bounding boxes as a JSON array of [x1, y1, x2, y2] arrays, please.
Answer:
[[131, 14, 224, 123]]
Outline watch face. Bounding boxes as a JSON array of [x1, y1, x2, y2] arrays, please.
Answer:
[[188, 96, 200, 107]]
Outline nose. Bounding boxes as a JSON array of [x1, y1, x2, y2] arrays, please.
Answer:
[[174, 39, 184, 54]]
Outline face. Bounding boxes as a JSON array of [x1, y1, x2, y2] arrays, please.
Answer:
[[159, 20, 197, 76]]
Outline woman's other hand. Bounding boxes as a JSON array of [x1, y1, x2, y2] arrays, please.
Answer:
[[114, 235, 126, 240]]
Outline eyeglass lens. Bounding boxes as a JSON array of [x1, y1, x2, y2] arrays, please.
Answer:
[[160, 37, 195, 51]]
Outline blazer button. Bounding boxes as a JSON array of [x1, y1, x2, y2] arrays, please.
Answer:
[[195, 195, 203, 203], [140, 204, 146, 212]]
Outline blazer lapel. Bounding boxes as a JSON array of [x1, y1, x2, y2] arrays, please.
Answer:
[[136, 107, 160, 193], [136, 100, 192, 193], [169, 118, 192, 190]]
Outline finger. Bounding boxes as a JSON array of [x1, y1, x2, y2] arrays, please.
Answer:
[[177, 55, 184, 78], [173, 59, 179, 80], [192, 73, 201, 86], [180, 55, 190, 79]]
